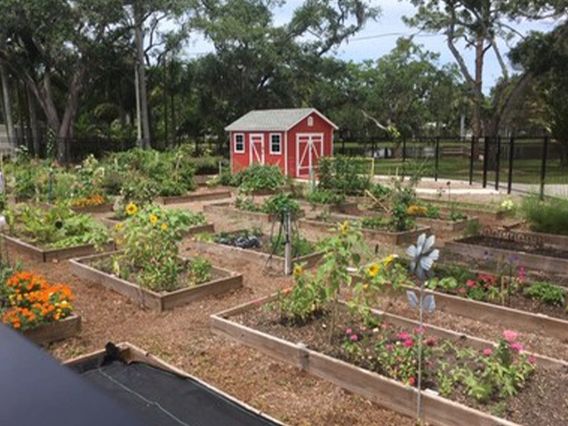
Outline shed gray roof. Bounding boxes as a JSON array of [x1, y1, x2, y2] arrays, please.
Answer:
[[224, 108, 338, 131]]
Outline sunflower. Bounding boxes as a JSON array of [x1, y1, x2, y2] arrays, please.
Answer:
[[367, 263, 380, 278], [149, 214, 159, 225], [160, 223, 169, 231], [293, 264, 303, 278], [125, 202, 138, 216], [382, 254, 398, 267], [339, 221, 350, 235]]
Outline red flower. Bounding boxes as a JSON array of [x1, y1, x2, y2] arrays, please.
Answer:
[[408, 377, 416, 386], [466, 280, 476, 288], [403, 339, 414, 348]]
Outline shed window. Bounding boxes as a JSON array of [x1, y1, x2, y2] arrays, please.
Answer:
[[270, 134, 281, 154], [234, 134, 244, 153], [307, 117, 314, 127]]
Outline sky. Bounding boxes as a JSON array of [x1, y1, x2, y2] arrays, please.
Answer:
[[183, 0, 561, 92]]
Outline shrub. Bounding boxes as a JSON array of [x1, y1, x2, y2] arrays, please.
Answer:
[[6, 204, 109, 249], [237, 164, 285, 193], [305, 188, 345, 205], [521, 196, 568, 235], [262, 193, 300, 217], [523, 282, 565, 306], [317, 156, 371, 195]]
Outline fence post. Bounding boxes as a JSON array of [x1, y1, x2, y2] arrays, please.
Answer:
[[469, 136, 475, 185], [482, 136, 489, 188], [495, 136, 501, 191], [434, 137, 440, 181], [540, 136, 549, 200], [507, 136, 515, 194], [402, 138, 407, 163]]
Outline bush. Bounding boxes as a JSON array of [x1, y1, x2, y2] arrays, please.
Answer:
[[237, 164, 285, 193], [521, 196, 568, 235], [262, 193, 300, 217], [306, 188, 345, 205], [317, 156, 371, 195], [523, 282, 565, 306]]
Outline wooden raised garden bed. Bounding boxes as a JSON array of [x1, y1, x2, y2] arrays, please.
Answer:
[[203, 202, 304, 224], [157, 188, 232, 205], [69, 252, 243, 311], [71, 203, 114, 214], [98, 214, 215, 236], [299, 216, 430, 246], [211, 295, 567, 426], [415, 216, 478, 233], [399, 284, 568, 342], [2, 234, 114, 262], [64, 342, 284, 425], [23, 314, 81, 345], [191, 240, 323, 272], [445, 230, 568, 278]]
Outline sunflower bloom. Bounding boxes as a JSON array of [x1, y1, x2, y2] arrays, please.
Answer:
[[149, 214, 159, 225], [125, 202, 138, 216], [367, 263, 381, 278], [160, 223, 169, 231]]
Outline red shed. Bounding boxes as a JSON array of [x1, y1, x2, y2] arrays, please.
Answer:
[[225, 108, 338, 178]]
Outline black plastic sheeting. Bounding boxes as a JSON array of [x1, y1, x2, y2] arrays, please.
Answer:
[[76, 344, 280, 426], [0, 325, 146, 426]]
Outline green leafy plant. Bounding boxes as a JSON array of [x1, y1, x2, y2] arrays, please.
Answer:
[[262, 193, 300, 217], [523, 282, 565, 306], [317, 156, 371, 195], [111, 204, 195, 291], [521, 196, 568, 235], [236, 164, 285, 193], [305, 188, 346, 205], [6, 204, 109, 249]]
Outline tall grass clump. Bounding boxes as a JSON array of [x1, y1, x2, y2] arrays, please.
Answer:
[[521, 196, 568, 236]]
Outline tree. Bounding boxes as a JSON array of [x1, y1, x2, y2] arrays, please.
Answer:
[[0, 0, 130, 161], [511, 22, 568, 167], [404, 0, 565, 138]]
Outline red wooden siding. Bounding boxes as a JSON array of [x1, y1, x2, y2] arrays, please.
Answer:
[[229, 111, 335, 178]]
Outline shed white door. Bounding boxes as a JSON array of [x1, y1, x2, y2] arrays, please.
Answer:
[[296, 133, 324, 178], [249, 134, 265, 165]]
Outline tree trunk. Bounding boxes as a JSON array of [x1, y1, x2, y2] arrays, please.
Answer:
[[26, 86, 40, 156], [134, 3, 151, 149], [56, 66, 86, 163], [472, 35, 485, 139], [0, 62, 16, 148]]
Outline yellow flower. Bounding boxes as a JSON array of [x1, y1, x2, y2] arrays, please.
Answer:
[[114, 223, 123, 232], [149, 214, 159, 225], [160, 223, 169, 231], [382, 254, 398, 267], [339, 221, 349, 235], [367, 263, 381, 278], [293, 264, 303, 278], [125, 202, 138, 216]]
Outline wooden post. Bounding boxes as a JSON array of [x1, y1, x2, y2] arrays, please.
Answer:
[[469, 136, 475, 185], [540, 136, 549, 200], [507, 136, 514, 194]]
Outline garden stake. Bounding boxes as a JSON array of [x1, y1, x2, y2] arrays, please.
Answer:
[[406, 234, 439, 423], [284, 210, 292, 275]]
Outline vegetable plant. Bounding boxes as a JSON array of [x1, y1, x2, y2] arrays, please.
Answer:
[[523, 282, 565, 306], [6, 204, 109, 249]]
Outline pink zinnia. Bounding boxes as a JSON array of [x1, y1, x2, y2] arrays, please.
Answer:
[[510, 342, 524, 353], [350, 334, 359, 342], [466, 279, 476, 288], [397, 331, 410, 341], [503, 330, 519, 343], [482, 348, 493, 357], [408, 377, 416, 386], [403, 339, 414, 348], [345, 328, 353, 335]]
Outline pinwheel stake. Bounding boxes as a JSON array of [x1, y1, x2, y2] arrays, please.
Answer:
[[406, 233, 439, 423]]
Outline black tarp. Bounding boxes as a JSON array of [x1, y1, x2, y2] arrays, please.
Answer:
[[78, 354, 279, 426], [0, 325, 146, 426]]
